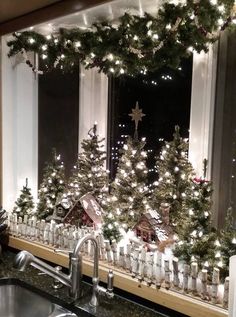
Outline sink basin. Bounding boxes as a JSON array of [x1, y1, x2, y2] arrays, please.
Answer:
[[0, 279, 79, 317]]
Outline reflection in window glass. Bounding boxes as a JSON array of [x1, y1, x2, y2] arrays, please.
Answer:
[[108, 57, 193, 181], [38, 67, 79, 184]]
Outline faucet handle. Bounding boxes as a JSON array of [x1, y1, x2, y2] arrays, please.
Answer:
[[107, 269, 114, 293], [54, 248, 73, 255]]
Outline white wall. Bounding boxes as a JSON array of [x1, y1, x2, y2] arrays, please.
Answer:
[[189, 45, 217, 178], [79, 66, 108, 152], [1, 37, 38, 211]]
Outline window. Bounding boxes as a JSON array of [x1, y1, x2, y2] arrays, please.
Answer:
[[38, 67, 79, 182], [108, 57, 193, 180]]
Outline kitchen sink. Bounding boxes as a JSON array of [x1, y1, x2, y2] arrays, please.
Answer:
[[0, 278, 86, 317]]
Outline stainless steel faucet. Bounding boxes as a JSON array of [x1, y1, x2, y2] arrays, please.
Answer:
[[14, 234, 114, 306]]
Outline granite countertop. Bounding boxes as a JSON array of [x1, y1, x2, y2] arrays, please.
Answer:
[[0, 250, 186, 317]]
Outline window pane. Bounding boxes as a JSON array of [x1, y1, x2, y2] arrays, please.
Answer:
[[38, 67, 79, 183], [108, 58, 193, 179]]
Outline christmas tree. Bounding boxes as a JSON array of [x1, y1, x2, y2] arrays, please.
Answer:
[[152, 126, 194, 229], [102, 102, 149, 239], [67, 123, 109, 204], [107, 136, 150, 231], [37, 148, 66, 219], [173, 177, 216, 268], [13, 178, 35, 217], [219, 207, 236, 277], [102, 211, 122, 243]]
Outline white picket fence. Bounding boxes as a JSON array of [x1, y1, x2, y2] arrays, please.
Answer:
[[7, 213, 229, 309]]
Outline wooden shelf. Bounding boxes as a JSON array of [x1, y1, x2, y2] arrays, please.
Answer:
[[8, 236, 228, 317]]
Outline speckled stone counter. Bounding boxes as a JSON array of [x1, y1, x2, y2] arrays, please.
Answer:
[[0, 250, 186, 317]]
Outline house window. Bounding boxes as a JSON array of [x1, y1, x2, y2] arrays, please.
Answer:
[[107, 58, 193, 180], [38, 66, 80, 183]]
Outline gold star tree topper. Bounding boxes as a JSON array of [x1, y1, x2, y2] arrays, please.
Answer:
[[129, 101, 146, 132]]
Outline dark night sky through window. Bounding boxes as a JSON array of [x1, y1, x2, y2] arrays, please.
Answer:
[[108, 57, 193, 180]]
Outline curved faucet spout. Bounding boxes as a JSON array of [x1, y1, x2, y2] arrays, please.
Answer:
[[73, 234, 99, 279], [14, 250, 71, 288]]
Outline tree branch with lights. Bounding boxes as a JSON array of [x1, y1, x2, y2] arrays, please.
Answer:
[[7, 0, 235, 76]]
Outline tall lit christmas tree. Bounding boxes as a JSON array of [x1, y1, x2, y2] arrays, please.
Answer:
[[67, 123, 109, 204], [152, 126, 194, 229], [37, 148, 66, 219], [13, 178, 35, 217], [173, 176, 216, 268], [103, 102, 150, 234]]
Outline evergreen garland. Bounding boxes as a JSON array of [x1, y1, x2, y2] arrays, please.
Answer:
[[13, 178, 35, 217], [7, 0, 235, 76]]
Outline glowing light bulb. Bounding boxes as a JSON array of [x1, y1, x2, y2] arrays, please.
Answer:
[[215, 240, 221, 246], [218, 4, 225, 12], [189, 209, 194, 216], [75, 41, 81, 47], [28, 38, 35, 44]]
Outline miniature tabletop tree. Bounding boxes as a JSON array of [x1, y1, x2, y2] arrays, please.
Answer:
[[67, 123, 109, 205], [36, 148, 66, 219], [152, 125, 194, 230], [173, 176, 217, 268], [219, 207, 236, 277], [103, 102, 150, 234], [13, 178, 35, 217]]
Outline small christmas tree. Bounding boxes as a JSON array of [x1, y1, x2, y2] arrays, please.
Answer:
[[152, 126, 194, 229], [13, 178, 35, 217], [219, 207, 236, 277], [67, 123, 109, 205], [107, 136, 150, 231], [173, 177, 216, 268], [37, 148, 66, 219], [102, 212, 122, 243]]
